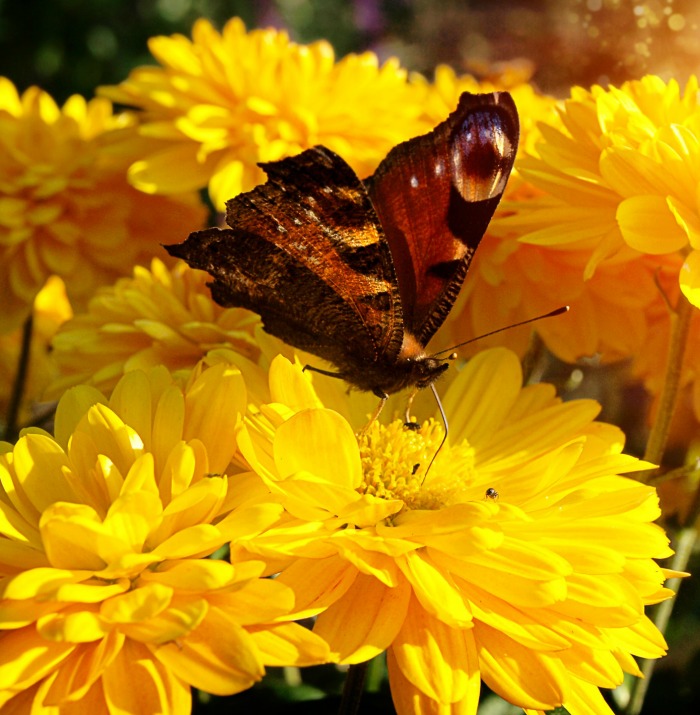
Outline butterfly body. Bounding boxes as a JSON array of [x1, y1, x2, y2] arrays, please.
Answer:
[[166, 92, 519, 398]]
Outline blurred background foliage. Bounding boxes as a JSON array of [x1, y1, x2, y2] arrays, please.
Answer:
[[2, 1, 700, 713], [2, 0, 700, 102]]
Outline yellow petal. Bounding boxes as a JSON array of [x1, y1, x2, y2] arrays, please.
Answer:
[[184, 363, 246, 475], [680, 249, 700, 308], [212, 578, 293, 624], [149, 476, 226, 546], [476, 622, 566, 709], [12, 435, 76, 515], [387, 644, 480, 715], [391, 597, 479, 704], [102, 639, 191, 715], [128, 142, 218, 194], [273, 408, 362, 488], [100, 582, 172, 625], [142, 558, 236, 591], [152, 524, 225, 559], [153, 606, 265, 695], [39, 503, 110, 571], [616, 195, 687, 253], [247, 622, 331, 666], [54, 386, 107, 450], [0, 626, 74, 690], [2, 567, 95, 600], [43, 631, 125, 705], [443, 348, 522, 447], [398, 551, 473, 628], [120, 599, 208, 644], [276, 557, 358, 619], [37, 607, 108, 642], [268, 355, 324, 411], [209, 157, 245, 210], [314, 573, 411, 664], [668, 196, 700, 248]]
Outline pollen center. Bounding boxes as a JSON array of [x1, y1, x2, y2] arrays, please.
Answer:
[[357, 418, 476, 510]]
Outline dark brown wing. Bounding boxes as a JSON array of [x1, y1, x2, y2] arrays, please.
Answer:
[[365, 91, 519, 346], [165, 147, 404, 372]]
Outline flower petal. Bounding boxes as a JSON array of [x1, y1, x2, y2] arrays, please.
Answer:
[[391, 597, 479, 704], [680, 248, 700, 308], [314, 573, 411, 664], [273, 408, 362, 489], [616, 195, 687, 253]]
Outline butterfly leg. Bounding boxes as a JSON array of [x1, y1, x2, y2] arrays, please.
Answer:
[[403, 388, 419, 430], [302, 364, 344, 380], [356, 390, 388, 437]]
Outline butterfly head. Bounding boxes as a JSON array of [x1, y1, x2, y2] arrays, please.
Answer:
[[380, 332, 450, 395]]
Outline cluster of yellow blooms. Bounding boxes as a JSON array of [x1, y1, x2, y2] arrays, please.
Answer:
[[0, 16, 696, 715]]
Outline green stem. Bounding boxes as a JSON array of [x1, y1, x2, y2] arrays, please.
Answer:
[[2, 315, 34, 443], [643, 292, 693, 464], [624, 292, 695, 715], [337, 662, 368, 715]]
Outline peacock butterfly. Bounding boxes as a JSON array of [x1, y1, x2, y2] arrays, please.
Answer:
[[166, 92, 519, 400]]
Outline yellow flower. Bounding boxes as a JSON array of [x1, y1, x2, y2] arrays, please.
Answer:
[[47, 258, 261, 399], [1, 277, 72, 428], [0, 362, 329, 713], [503, 75, 700, 307], [99, 17, 424, 209], [0, 77, 208, 332], [237, 349, 674, 715], [426, 73, 686, 368]]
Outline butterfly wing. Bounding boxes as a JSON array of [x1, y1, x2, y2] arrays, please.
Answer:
[[166, 147, 405, 374], [365, 91, 519, 347]]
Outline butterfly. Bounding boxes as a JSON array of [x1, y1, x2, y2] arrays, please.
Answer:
[[166, 91, 519, 402]]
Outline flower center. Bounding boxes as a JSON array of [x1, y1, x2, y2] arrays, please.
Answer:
[[357, 419, 477, 510]]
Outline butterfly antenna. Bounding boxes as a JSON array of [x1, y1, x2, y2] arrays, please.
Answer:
[[433, 306, 569, 358], [422, 382, 449, 482]]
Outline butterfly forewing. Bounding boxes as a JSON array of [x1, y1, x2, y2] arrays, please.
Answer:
[[365, 91, 519, 346], [166, 147, 405, 371], [167, 92, 519, 397]]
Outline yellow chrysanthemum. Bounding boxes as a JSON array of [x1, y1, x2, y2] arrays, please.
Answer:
[[0, 362, 329, 713], [0, 77, 207, 333], [421, 72, 686, 367], [503, 74, 700, 307], [1, 277, 72, 429], [236, 349, 674, 715], [47, 258, 261, 399], [99, 17, 424, 209]]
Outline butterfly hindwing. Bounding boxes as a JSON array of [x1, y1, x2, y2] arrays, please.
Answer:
[[365, 91, 519, 346], [166, 147, 405, 372]]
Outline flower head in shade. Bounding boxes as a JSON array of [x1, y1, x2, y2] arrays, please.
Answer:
[[0, 362, 329, 713], [47, 258, 260, 399], [630, 271, 700, 423], [237, 349, 674, 715], [99, 17, 424, 209], [0, 78, 207, 332]]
